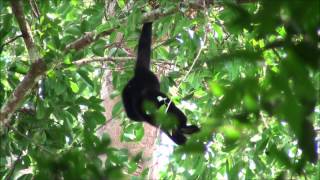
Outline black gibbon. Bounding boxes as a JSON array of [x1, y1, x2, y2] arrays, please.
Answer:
[[122, 22, 200, 145]]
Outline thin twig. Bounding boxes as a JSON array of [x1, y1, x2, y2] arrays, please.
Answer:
[[72, 56, 174, 67], [28, 0, 40, 18], [96, 117, 114, 132], [0, 34, 23, 49], [272, 48, 282, 60], [179, 35, 207, 89], [152, 38, 175, 49], [166, 27, 207, 112], [72, 56, 135, 66]]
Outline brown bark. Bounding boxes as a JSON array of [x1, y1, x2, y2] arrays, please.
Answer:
[[10, 0, 39, 61], [0, 0, 42, 127], [97, 1, 159, 177], [98, 66, 159, 177], [0, 59, 46, 124], [73, 57, 135, 66]]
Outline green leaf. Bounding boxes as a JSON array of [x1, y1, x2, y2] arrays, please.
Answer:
[[117, 0, 125, 9], [243, 94, 257, 111], [1, 1, 319, 178], [122, 123, 144, 142], [269, 144, 293, 170], [220, 125, 240, 141], [77, 69, 94, 88], [112, 101, 123, 118], [87, 7, 104, 30], [65, 25, 82, 36], [156, 47, 170, 59], [36, 101, 46, 119], [83, 111, 106, 130], [92, 40, 106, 56], [96, 22, 112, 34], [69, 80, 79, 93], [210, 81, 224, 97], [212, 24, 224, 40], [9, 62, 29, 75]]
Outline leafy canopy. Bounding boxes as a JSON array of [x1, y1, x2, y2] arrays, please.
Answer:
[[0, 0, 319, 179]]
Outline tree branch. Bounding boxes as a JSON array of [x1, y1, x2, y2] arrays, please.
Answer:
[[72, 56, 174, 67], [0, 59, 47, 125], [28, 0, 40, 18], [0, 34, 23, 49], [10, 0, 39, 61], [0, 0, 45, 127], [73, 56, 135, 66], [65, 5, 179, 51]]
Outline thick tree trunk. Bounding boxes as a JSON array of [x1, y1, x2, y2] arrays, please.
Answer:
[[98, 68, 159, 177]]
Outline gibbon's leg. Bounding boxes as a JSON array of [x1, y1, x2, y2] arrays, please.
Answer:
[[144, 90, 200, 132], [122, 85, 137, 120], [122, 81, 146, 122], [143, 90, 199, 144], [165, 130, 187, 145]]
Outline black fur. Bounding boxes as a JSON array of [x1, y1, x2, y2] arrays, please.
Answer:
[[122, 22, 199, 145]]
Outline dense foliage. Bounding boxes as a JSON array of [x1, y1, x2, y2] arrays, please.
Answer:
[[0, 0, 319, 179]]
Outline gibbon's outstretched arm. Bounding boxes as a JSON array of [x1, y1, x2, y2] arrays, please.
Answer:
[[122, 22, 200, 145], [136, 22, 152, 71]]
